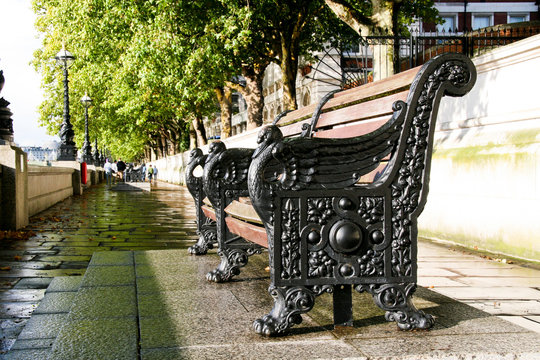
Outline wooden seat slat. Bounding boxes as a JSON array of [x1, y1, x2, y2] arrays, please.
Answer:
[[225, 200, 263, 225], [225, 217, 268, 248], [279, 90, 408, 138], [276, 66, 419, 129], [201, 205, 217, 222]]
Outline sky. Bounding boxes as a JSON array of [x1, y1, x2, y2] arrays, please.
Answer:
[[0, 0, 59, 147]]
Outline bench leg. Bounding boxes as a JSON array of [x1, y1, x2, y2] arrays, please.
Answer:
[[357, 283, 434, 330], [253, 285, 332, 336], [206, 247, 260, 283], [333, 285, 353, 327], [188, 219, 216, 255]]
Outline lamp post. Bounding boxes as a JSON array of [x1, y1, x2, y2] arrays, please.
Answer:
[[80, 93, 93, 164], [93, 138, 99, 166], [54, 45, 76, 161]]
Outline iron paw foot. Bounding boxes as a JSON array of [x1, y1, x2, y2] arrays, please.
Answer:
[[386, 309, 434, 330], [253, 313, 302, 336], [206, 267, 238, 283], [188, 243, 212, 255]]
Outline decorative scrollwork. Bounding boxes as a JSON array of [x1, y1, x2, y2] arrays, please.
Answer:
[[280, 199, 301, 280], [358, 249, 384, 276], [391, 58, 472, 277], [307, 198, 334, 225], [308, 250, 336, 278], [206, 248, 253, 283], [358, 197, 384, 224], [355, 283, 434, 330], [225, 189, 249, 200], [253, 285, 332, 336]]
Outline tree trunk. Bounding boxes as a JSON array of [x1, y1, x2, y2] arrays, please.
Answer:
[[325, 0, 395, 81], [189, 121, 197, 150], [191, 116, 207, 147], [241, 65, 265, 130], [280, 38, 299, 111], [215, 86, 232, 139]]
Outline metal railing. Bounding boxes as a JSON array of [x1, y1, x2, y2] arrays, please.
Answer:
[[311, 22, 540, 89]]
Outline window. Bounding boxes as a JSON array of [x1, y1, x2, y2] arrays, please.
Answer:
[[437, 15, 457, 32], [472, 14, 493, 30], [508, 14, 528, 24]]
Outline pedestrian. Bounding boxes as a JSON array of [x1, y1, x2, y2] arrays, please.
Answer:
[[141, 163, 146, 182], [117, 158, 126, 182], [112, 161, 118, 184], [147, 164, 154, 183], [153, 166, 158, 184], [103, 158, 113, 188]]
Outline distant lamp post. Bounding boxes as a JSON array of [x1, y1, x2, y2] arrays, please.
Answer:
[[54, 44, 76, 161], [80, 93, 93, 164], [92, 138, 99, 166]]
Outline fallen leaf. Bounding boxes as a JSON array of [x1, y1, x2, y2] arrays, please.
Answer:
[[0, 267, 11, 271], [112, 236, 117, 240], [14, 255, 22, 261]]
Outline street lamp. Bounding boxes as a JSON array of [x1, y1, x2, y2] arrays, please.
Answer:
[[80, 93, 93, 164], [54, 44, 77, 161], [93, 138, 99, 166]]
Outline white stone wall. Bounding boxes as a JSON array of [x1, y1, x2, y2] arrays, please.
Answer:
[[27, 165, 74, 216], [419, 34, 540, 261]]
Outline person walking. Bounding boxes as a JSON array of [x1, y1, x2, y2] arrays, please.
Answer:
[[103, 158, 113, 188], [153, 166, 158, 184], [147, 164, 154, 184], [141, 163, 146, 182], [117, 158, 127, 182], [112, 161, 118, 184]]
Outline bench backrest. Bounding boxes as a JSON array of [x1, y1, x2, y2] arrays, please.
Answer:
[[275, 66, 420, 140]]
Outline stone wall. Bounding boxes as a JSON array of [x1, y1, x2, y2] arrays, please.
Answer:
[[418, 33, 540, 261], [152, 34, 540, 261], [27, 165, 74, 217]]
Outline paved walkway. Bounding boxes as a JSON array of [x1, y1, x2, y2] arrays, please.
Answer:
[[1, 182, 539, 359]]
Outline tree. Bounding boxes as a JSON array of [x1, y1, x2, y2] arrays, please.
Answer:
[[325, 0, 440, 79]]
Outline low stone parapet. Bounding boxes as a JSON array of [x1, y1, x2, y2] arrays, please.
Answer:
[[28, 165, 74, 217]]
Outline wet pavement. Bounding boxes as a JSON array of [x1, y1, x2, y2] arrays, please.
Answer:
[[0, 181, 539, 359], [0, 182, 198, 355]]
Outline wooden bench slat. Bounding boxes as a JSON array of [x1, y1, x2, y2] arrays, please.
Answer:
[[225, 216, 268, 248], [225, 200, 263, 225], [279, 91, 408, 138], [313, 116, 391, 139], [201, 205, 217, 222], [276, 66, 419, 129]]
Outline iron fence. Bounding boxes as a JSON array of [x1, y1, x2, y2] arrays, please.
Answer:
[[311, 23, 540, 89]]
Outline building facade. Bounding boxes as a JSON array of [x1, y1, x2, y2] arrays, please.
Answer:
[[426, 1, 539, 32]]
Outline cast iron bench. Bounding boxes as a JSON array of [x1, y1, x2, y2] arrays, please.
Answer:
[[186, 149, 217, 255], [188, 53, 476, 336]]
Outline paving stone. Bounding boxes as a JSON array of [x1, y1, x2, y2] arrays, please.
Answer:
[[33, 292, 76, 314], [0, 269, 84, 278], [0, 303, 37, 319], [140, 340, 366, 360], [434, 286, 540, 301], [49, 318, 138, 360], [88, 251, 133, 266], [3, 347, 50, 359], [0, 290, 45, 303], [346, 332, 540, 359], [9, 338, 54, 350], [79, 265, 135, 287], [68, 286, 136, 320], [16, 313, 67, 340], [12, 278, 52, 290]]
